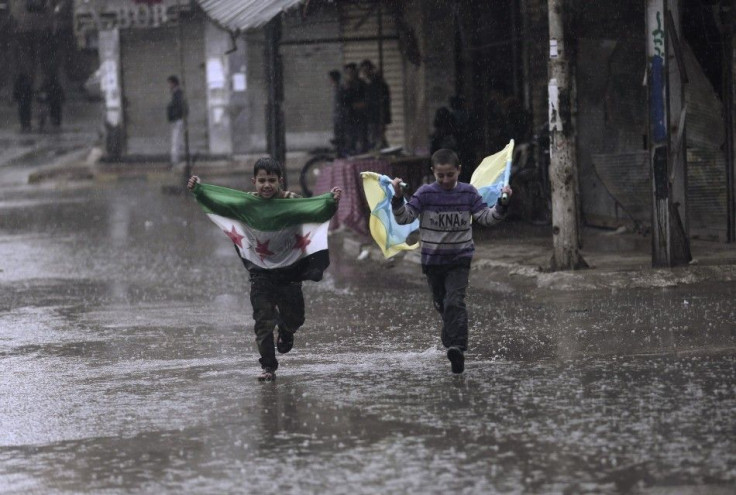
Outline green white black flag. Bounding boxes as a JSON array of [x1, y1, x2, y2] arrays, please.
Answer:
[[191, 182, 337, 281]]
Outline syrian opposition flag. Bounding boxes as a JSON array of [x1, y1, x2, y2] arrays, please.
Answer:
[[191, 182, 337, 281]]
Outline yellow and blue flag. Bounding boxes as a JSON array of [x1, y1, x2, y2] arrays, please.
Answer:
[[360, 140, 513, 258], [470, 139, 514, 206], [360, 172, 419, 258]]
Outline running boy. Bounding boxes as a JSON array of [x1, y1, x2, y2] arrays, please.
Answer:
[[188, 158, 342, 381], [390, 148, 512, 374]]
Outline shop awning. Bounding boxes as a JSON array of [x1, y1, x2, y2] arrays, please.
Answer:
[[196, 0, 305, 32]]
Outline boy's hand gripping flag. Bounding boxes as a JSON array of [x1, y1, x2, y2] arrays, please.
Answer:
[[471, 139, 514, 206], [360, 172, 419, 258], [191, 182, 337, 281]]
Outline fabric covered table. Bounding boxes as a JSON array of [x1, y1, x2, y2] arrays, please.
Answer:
[[313, 156, 430, 237]]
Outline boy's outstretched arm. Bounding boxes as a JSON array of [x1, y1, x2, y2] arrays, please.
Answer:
[[473, 185, 513, 227], [390, 177, 419, 225]]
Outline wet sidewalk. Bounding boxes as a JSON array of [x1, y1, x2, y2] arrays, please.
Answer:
[[336, 220, 736, 292], [3, 104, 736, 292]]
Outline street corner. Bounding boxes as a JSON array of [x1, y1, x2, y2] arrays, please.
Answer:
[[28, 162, 95, 184]]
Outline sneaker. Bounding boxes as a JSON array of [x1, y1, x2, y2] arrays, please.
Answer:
[[276, 329, 294, 354], [258, 368, 276, 381], [447, 347, 465, 374]]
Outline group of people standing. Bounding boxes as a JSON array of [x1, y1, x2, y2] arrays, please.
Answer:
[[12, 73, 65, 133], [329, 59, 391, 157]]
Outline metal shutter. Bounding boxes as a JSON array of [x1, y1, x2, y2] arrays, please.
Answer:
[[120, 17, 207, 158], [241, 6, 343, 153]]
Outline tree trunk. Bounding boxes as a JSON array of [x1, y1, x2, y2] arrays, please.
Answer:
[[547, 0, 588, 270]]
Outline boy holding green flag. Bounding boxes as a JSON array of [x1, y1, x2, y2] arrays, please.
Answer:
[[188, 158, 342, 381]]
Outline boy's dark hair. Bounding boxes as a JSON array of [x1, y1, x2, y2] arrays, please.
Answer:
[[344, 62, 357, 71], [431, 148, 460, 169], [253, 157, 283, 177], [359, 59, 374, 70], [328, 70, 341, 83], [167, 75, 179, 86]]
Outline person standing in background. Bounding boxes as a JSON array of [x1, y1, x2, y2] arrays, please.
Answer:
[[341, 63, 367, 155], [328, 70, 346, 157], [359, 59, 391, 150], [12, 73, 33, 133], [41, 76, 65, 128], [166, 75, 188, 170]]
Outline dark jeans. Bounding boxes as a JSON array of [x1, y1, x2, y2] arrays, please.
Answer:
[[423, 262, 470, 351], [249, 274, 305, 370], [344, 116, 367, 154], [49, 102, 62, 127]]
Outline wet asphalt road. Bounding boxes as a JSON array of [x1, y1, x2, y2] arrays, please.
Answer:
[[1, 178, 735, 494]]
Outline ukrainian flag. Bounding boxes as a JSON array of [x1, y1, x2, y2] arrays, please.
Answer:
[[471, 139, 514, 206], [361, 172, 419, 258]]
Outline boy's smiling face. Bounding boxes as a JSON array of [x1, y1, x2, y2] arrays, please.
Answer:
[[251, 169, 283, 199], [432, 163, 461, 190]]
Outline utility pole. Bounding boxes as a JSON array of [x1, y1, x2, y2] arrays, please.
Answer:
[[264, 15, 287, 187], [547, 0, 588, 270], [646, 0, 691, 266]]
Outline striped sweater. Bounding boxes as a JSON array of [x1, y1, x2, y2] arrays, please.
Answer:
[[391, 181, 508, 266]]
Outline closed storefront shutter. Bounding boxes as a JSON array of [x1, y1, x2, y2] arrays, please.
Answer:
[[281, 6, 343, 149], [241, 6, 342, 153], [120, 17, 207, 158], [684, 43, 727, 239], [240, 3, 405, 154], [339, 2, 405, 148]]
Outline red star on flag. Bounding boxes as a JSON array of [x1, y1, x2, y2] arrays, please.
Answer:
[[224, 226, 244, 248], [294, 232, 312, 254], [255, 238, 274, 261]]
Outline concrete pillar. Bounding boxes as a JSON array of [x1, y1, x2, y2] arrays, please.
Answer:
[[401, 0, 455, 155], [204, 22, 233, 155], [98, 29, 124, 160]]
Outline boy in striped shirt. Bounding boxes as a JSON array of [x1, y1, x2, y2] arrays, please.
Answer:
[[390, 149, 512, 374]]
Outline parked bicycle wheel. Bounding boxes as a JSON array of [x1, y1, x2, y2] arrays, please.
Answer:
[[299, 154, 334, 197]]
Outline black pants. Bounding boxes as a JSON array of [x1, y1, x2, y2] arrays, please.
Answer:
[[249, 274, 305, 370], [423, 262, 470, 351], [18, 100, 31, 130]]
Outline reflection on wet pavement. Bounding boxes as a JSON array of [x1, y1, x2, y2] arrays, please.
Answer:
[[1, 181, 735, 493]]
